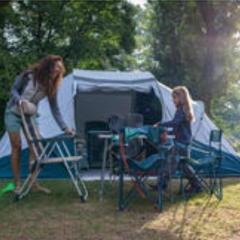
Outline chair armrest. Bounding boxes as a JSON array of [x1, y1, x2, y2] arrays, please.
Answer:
[[158, 143, 174, 151]]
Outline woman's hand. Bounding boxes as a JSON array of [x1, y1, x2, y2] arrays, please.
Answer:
[[64, 128, 76, 136]]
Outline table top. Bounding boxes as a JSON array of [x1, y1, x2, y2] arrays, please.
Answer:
[[88, 129, 175, 141], [88, 130, 114, 139]]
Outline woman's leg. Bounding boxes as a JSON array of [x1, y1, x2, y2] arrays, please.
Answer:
[[8, 132, 22, 191]]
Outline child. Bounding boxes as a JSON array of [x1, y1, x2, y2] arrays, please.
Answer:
[[155, 86, 202, 192]]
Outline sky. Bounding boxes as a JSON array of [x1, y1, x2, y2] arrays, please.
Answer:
[[127, 0, 147, 8]]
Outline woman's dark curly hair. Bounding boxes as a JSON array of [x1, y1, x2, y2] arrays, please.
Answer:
[[30, 55, 65, 98]]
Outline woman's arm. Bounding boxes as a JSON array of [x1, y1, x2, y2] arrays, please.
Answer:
[[11, 71, 30, 104], [48, 94, 67, 131]]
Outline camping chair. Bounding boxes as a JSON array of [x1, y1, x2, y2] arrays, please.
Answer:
[[126, 113, 144, 128], [118, 126, 173, 211], [108, 113, 145, 174], [16, 104, 88, 201], [181, 129, 223, 200]]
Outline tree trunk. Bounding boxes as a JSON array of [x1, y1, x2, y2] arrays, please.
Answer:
[[196, 0, 217, 116]]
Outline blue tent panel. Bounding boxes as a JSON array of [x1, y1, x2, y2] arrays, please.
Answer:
[[0, 140, 240, 178], [0, 148, 69, 179], [191, 140, 240, 177]]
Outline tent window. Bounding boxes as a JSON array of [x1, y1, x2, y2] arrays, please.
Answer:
[[134, 88, 162, 125]]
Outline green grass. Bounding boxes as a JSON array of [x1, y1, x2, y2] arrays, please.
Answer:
[[0, 179, 239, 240]]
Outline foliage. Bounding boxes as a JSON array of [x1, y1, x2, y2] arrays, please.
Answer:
[[212, 82, 240, 152], [0, 0, 137, 134], [0, 0, 240, 143], [137, 0, 240, 114]]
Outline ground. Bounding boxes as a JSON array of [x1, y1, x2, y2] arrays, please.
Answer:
[[0, 179, 239, 240]]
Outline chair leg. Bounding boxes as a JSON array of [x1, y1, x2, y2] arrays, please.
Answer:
[[15, 166, 41, 201], [75, 162, 88, 202], [178, 163, 188, 201], [217, 177, 223, 200], [157, 180, 163, 211], [120, 175, 155, 211], [121, 187, 138, 210], [135, 175, 154, 203], [212, 168, 223, 200], [63, 161, 88, 202], [118, 160, 124, 211], [179, 174, 185, 199]]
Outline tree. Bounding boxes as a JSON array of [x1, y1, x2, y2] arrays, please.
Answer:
[[140, 0, 240, 114], [0, 0, 137, 133], [196, 0, 240, 113]]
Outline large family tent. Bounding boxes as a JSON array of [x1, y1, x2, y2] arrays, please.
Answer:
[[0, 70, 240, 178]]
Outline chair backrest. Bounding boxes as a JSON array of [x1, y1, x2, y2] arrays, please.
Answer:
[[108, 115, 126, 133], [209, 129, 222, 153], [147, 127, 167, 145], [85, 121, 108, 137], [126, 113, 144, 128]]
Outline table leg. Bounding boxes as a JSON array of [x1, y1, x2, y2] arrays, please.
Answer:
[[99, 138, 108, 202]]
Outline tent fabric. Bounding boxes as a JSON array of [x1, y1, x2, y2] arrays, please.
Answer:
[[0, 69, 239, 178]]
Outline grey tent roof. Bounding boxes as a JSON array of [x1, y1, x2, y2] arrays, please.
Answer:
[[73, 69, 155, 84]]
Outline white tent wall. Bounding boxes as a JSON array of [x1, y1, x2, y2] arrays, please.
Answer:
[[0, 69, 237, 166]]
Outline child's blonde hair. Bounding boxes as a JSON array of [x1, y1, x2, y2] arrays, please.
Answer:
[[172, 86, 195, 122]]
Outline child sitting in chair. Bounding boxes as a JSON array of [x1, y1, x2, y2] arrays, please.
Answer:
[[154, 86, 202, 193]]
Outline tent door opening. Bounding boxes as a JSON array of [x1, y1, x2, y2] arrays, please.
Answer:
[[74, 88, 162, 168]]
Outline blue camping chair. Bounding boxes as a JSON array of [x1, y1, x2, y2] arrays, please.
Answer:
[[180, 129, 223, 200], [117, 126, 173, 211]]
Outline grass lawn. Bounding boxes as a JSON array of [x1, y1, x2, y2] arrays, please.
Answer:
[[0, 178, 239, 240]]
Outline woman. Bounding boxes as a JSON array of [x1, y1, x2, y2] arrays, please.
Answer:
[[155, 86, 202, 192], [5, 55, 74, 193]]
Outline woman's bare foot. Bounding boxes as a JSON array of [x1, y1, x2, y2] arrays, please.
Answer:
[[32, 182, 51, 194]]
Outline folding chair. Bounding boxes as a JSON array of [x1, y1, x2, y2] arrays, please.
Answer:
[[126, 113, 144, 128], [16, 104, 88, 201], [181, 129, 223, 200], [118, 126, 172, 211], [108, 113, 145, 174]]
